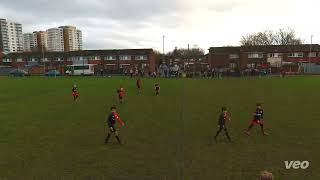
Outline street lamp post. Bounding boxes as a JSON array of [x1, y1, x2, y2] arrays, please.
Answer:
[[308, 35, 313, 73], [82, 53, 85, 76], [162, 36, 165, 64], [42, 44, 45, 74]]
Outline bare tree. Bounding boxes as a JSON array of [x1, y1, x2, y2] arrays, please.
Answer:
[[168, 46, 205, 60], [240, 28, 303, 46], [274, 28, 303, 45]]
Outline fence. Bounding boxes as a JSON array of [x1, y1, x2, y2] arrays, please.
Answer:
[[302, 63, 320, 74]]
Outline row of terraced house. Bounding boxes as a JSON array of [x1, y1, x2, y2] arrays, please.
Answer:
[[0, 49, 157, 74], [1, 44, 320, 75], [208, 44, 320, 74]]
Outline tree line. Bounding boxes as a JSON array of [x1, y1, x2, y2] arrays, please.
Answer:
[[240, 28, 303, 46], [154, 28, 304, 65]]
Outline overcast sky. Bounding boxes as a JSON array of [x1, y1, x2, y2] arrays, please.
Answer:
[[0, 0, 319, 53]]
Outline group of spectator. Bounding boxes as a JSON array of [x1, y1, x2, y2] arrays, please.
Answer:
[[97, 65, 274, 78], [117, 68, 272, 79]]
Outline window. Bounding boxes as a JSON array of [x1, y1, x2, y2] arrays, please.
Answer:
[[2, 58, 11, 62], [74, 65, 89, 70], [248, 53, 263, 58], [288, 52, 303, 58], [268, 53, 283, 58], [105, 56, 116, 61], [247, 63, 255, 68], [229, 63, 237, 69], [229, 54, 239, 59], [53, 57, 62, 61], [119, 55, 131, 60], [135, 55, 147, 60], [308, 52, 316, 57], [84, 56, 98, 60]]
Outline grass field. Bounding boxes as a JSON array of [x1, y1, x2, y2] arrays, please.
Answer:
[[0, 76, 319, 180]]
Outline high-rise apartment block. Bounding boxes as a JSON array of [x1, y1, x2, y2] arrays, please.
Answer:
[[23, 32, 37, 52], [47, 28, 64, 52], [1, 18, 83, 53], [59, 26, 83, 52], [0, 18, 23, 53]]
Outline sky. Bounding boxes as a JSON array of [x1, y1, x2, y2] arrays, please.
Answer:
[[0, 0, 319, 53]]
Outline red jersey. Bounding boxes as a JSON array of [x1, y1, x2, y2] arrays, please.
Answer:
[[72, 87, 79, 97], [117, 88, 125, 97], [109, 112, 124, 125]]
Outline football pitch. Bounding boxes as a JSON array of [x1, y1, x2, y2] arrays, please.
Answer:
[[0, 76, 319, 180]]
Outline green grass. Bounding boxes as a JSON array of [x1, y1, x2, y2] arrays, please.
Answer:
[[0, 76, 319, 180]]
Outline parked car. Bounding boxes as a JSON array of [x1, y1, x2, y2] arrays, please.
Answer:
[[45, 70, 61, 77], [9, 69, 29, 77]]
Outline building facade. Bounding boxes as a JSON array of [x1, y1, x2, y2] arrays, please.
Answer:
[[23, 31, 48, 52], [0, 18, 9, 52], [47, 28, 64, 52], [45, 26, 82, 52], [209, 44, 320, 72], [0, 18, 23, 53], [1, 49, 156, 74], [23, 32, 38, 52], [36, 31, 48, 52], [76, 30, 83, 50], [59, 26, 82, 52]]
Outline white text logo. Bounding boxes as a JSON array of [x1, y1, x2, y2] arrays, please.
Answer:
[[284, 161, 309, 169]]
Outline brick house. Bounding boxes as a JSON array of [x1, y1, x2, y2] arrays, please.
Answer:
[[0, 49, 156, 74], [209, 44, 320, 72]]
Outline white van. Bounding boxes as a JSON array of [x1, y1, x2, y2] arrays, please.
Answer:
[[67, 64, 95, 76]]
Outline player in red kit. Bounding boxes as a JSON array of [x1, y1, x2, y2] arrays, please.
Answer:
[[244, 103, 269, 136], [136, 78, 142, 94], [155, 83, 160, 96], [72, 84, 79, 101], [117, 86, 125, 103]]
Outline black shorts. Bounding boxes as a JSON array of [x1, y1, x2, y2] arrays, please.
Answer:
[[218, 124, 227, 130]]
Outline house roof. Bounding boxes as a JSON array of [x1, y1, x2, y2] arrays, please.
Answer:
[[240, 44, 320, 52], [209, 44, 320, 53], [209, 47, 241, 53], [3, 49, 154, 58]]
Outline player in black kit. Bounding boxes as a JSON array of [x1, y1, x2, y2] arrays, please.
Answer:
[[105, 106, 125, 144], [214, 107, 232, 142]]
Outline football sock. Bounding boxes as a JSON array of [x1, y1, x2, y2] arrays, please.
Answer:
[[260, 125, 266, 134], [225, 132, 231, 142], [247, 124, 254, 131], [105, 133, 111, 143], [215, 130, 221, 138], [115, 136, 121, 144]]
